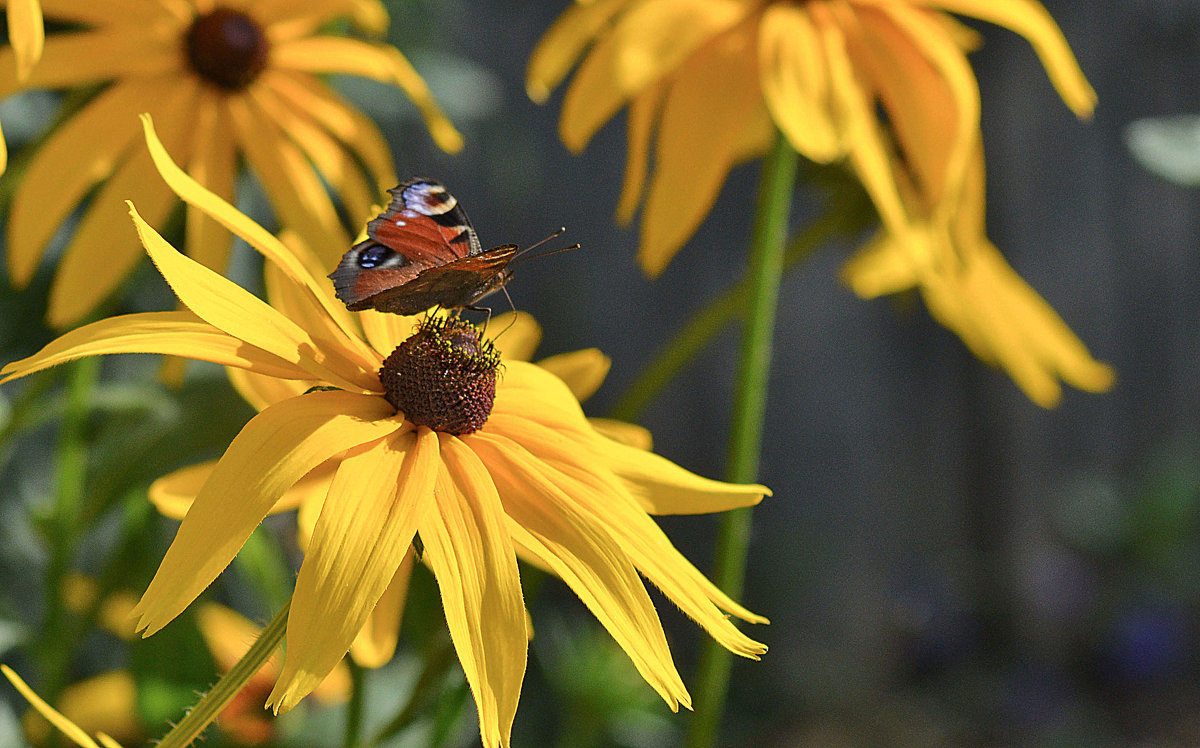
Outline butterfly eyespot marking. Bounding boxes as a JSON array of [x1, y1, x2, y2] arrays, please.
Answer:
[[358, 244, 400, 269]]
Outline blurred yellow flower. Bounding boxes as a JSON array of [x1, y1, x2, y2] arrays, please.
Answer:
[[1, 0, 462, 328], [529, 0, 1093, 276], [530, 0, 1112, 405], [1, 117, 769, 748], [4, 665, 125, 748]]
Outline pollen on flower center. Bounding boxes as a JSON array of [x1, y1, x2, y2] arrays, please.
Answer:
[[380, 316, 501, 435], [186, 8, 270, 91]]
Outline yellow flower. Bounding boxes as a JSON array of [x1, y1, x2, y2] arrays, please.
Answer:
[[147, 308, 629, 670], [1, 117, 769, 748], [0, 0, 44, 171], [527, 0, 1094, 276], [1, 0, 462, 328], [841, 135, 1114, 407], [3, 665, 126, 748]]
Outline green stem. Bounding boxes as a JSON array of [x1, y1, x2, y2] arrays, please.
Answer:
[[157, 597, 291, 748], [345, 659, 366, 748], [36, 357, 98, 704], [685, 132, 798, 748], [608, 181, 862, 424]]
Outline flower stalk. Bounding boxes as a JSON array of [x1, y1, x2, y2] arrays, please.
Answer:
[[687, 131, 798, 748], [157, 597, 290, 748]]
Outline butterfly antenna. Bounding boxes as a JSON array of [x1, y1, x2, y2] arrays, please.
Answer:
[[511, 227, 581, 266]]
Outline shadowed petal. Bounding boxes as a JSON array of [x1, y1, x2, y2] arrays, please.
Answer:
[[132, 391, 401, 636], [526, 0, 632, 103], [350, 549, 415, 668], [424, 435, 526, 748], [0, 312, 308, 386], [8, 0, 44, 80], [0, 26, 181, 95], [149, 457, 336, 520], [270, 428, 435, 711], [489, 311, 542, 362], [535, 348, 610, 402], [470, 432, 691, 710]]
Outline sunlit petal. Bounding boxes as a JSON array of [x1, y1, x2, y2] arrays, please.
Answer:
[[535, 348, 610, 402], [8, 0, 44, 80], [489, 311, 542, 362], [2, 666, 105, 748]]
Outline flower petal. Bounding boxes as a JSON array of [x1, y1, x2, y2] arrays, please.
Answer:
[[639, 17, 773, 275], [558, 0, 754, 152], [149, 456, 333, 520], [260, 0, 389, 40], [588, 418, 653, 450], [758, 3, 843, 162], [8, 0, 44, 81], [423, 435, 527, 748], [128, 201, 377, 392], [7, 78, 172, 287], [38, 0, 181, 25], [138, 114, 378, 372], [269, 427, 434, 711], [615, 80, 665, 225], [269, 36, 463, 153], [535, 348, 610, 402], [0, 311, 309, 386], [184, 91, 238, 274], [350, 548, 414, 668], [0, 25, 181, 95], [357, 309, 420, 359], [2, 665, 103, 748], [470, 432, 690, 710], [915, 0, 1096, 116], [132, 391, 400, 636], [48, 84, 200, 327], [526, 0, 632, 103], [489, 311, 542, 362], [227, 365, 311, 412]]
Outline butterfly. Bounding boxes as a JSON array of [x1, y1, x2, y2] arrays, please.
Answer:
[[329, 178, 517, 316]]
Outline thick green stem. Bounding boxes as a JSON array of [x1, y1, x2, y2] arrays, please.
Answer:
[[157, 598, 291, 748], [685, 132, 798, 748]]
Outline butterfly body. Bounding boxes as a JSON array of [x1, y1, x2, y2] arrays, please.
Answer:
[[330, 178, 517, 316]]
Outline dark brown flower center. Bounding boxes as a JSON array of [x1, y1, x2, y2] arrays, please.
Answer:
[[380, 316, 500, 435], [186, 8, 270, 90]]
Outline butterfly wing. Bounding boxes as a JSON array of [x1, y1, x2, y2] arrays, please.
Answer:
[[355, 244, 518, 316], [330, 178, 487, 310]]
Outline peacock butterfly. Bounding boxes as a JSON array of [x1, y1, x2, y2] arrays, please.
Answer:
[[329, 178, 517, 316]]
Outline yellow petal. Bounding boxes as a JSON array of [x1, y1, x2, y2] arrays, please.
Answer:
[[132, 391, 401, 636], [8, 0, 44, 81], [139, 114, 379, 371], [758, 3, 843, 162], [265, 70, 397, 191], [23, 671, 141, 747], [490, 311, 542, 362], [588, 417, 653, 450], [917, 0, 1096, 116], [48, 86, 200, 327], [184, 91, 238, 274], [487, 413, 769, 645], [491, 362, 593, 437], [0, 311, 310, 386], [227, 365, 311, 412], [840, 228, 924, 298], [350, 549, 414, 668], [269, 428, 434, 711], [356, 309, 418, 359], [269, 36, 463, 153], [558, 0, 753, 152], [128, 201, 377, 392], [471, 432, 690, 710], [38, 0, 181, 24], [615, 80, 665, 225], [7, 78, 170, 287], [2, 665, 104, 748], [526, 0, 632, 103], [260, 0, 389, 40], [639, 17, 772, 275], [423, 435, 527, 748], [0, 25, 181, 96], [149, 457, 329, 520], [535, 348, 610, 402]]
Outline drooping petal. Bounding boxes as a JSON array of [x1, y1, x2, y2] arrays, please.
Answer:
[[128, 202, 378, 392], [7, 77, 176, 287], [269, 427, 434, 712], [423, 435, 527, 748], [1, 666, 104, 748], [132, 391, 401, 636], [526, 0, 632, 103], [913, 0, 1096, 116], [639, 17, 773, 275], [0, 311, 309, 386], [8, 0, 44, 81], [269, 36, 463, 153], [47, 83, 199, 327], [350, 548, 414, 668], [758, 3, 843, 162], [470, 432, 690, 710], [535, 348, 611, 402], [615, 80, 665, 225], [558, 0, 754, 152]]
